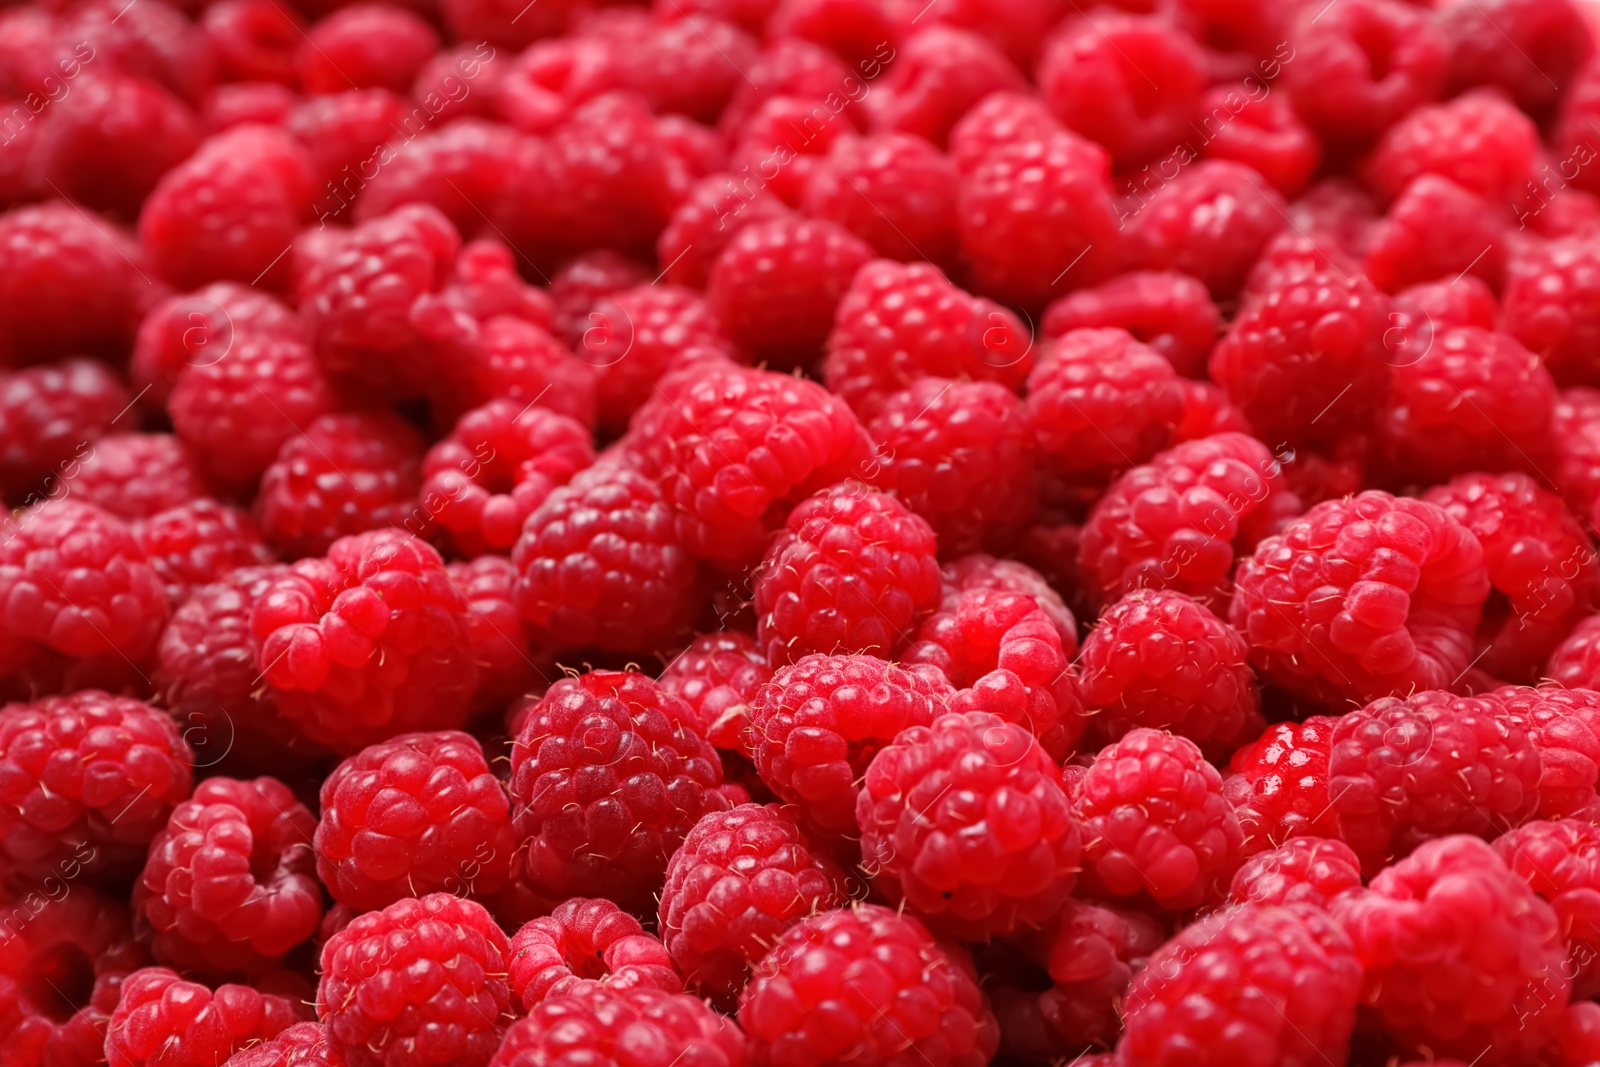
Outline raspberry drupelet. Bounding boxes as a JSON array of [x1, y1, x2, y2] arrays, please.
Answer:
[[1224, 717, 1343, 856], [1229, 837, 1365, 910], [491, 987, 746, 1067], [105, 967, 301, 1067], [1494, 818, 1600, 999], [314, 731, 516, 912], [657, 632, 772, 752], [1041, 271, 1220, 380], [507, 897, 680, 1011]]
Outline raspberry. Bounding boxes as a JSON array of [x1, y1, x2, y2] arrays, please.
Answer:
[[352, 120, 525, 242], [202, 0, 302, 84], [105, 968, 299, 1067], [1229, 491, 1491, 708], [1229, 836, 1364, 910], [1489, 685, 1600, 820], [1556, 387, 1600, 519], [255, 412, 425, 560], [1396, 274, 1499, 331], [1282, 0, 1446, 141], [70, 434, 205, 522], [947, 90, 1063, 174], [1119, 903, 1362, 1067], [446, 555, 545, 715], [508, 897, 680, 1011], [1175, 380, 1252, 442], [738, 904, 998, 1067], [940, 553, 1078, 648], [1078, 589, 1263, 758], [1198, 86, 1321, 198], [1362, 175, 1508, 293], [135, 500, 273, 606], [315, 730, 516, 912], [802, 133, 958, 267], [1438, 0, 1593, 117], [250, 529, 480, 753], [1038, 11, 1205, 168], [0, 887, 147, 1067], [746, 653, 954, 838], [1025, 327, 1185, 492], [134, 776, 320, 977], [0, 201, 156, 365], [549, 252, 652, 345], [297, 4, 439, 95], [0, 359, 131, 501], [656, 175, 794, 290], [657, 632, 771, 752], [861, 26, 1025, 148], [719, 36, 853, 137], [317, 894, 511, 1067], [420, 400, 593, 558], [1124, 161, 1286, 301], [133, 282, 307, 407], [1224, 717, 1343, 855], [1210, 269, 1392, 449], [754, 483, 941, 666], [1077, 432, 1300, 611], [706, 215, 873, 370], [463, 317, 598, 430], [507, 670, 729, 910], [441, 0, 582, 48], [821, 259, 1032, 421], [1422, 474, 1599, 683], [1041, 271, 1220, 380], [858, 710, 1080, 939], [627, 364, 871, 569], [1494, 817, 1600, 999], [138, 125, 315, 292], [60, 0, 213, 106], [491, 987, 744, 1067], [288, 88, 411, 207], [1068, 728, 1244, 909], [1363, 89, 1540, 205], [512, 467, 700, 656], [222, 1022, 341, 1067], [1502, 234, 1600, 386], [1334, 835, 1568, 1063], [1548, 615, 1600, 689]]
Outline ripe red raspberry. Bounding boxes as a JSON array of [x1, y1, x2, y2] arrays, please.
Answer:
[[1078, 432, 1300, 611], [446, 555, 545, 716], [1198, 86, 1321, 198], [821, 259, 1032, 421], [1123, 161, 1286, 300], [947, 90, 1063, 174], [1556, 386, 1600, 520], [1229, 836, 1364, 910], [1041, 271, 1220, 380], [719, 36, 852, 137], [288, 87, 411, 207], [1229, 491, 1491, 708], [250, 529, 479, 753], [1363, 176, 1508, 293], [106, 967, 299, 1067], [133, 282, 307, 406], [1422, 474, 1599, 683], [1225, 717, 1342, 855], [512, 467, 699, 656], [139, 126, 314, 292], [0, 359, 131, 501], [1438, 0, 1593, 117], [1210, 269, 1392, 449], [508, 897, 679, 1011], [1397, 275, 1499, 331], [1282, 0, 1446, 141], [1363, 89, 1540, 204], [59, 0, 214, 106], [656, 174, 794, 290], [255, 412, 425, 560], [802, 133, 958, 267], [297, 4, 439, 95], [754, 483, 941, 666], [202, 0, 302, 84], [1038, 11, 1205, 168], [1494, 817, 1600, 999], [858, 710, 1080, 939], [1078, 589, 1262, 758], [657, 632, 771, 752], [861, 25, 1025, 147], [508, 670, 728, 910], [351, 119, 525, 241], [550, 252, 652, 344], [70, 434, 205, 522], [1502, 234, 1600, 386], [135, 500, 273, 606], [1548, 615, 1600, 689], [608, 15, 756, 125], [492, 987, 744, 1067], [940, 552, 1079, 649], [1068, 728, 1244, 909], [957, 131, 1119, 308], [221, 1022, 340, 1067], [1120, 903, 1362, 1067], [1175, 380, 1252, 442], [463, 317, 598, 430], [706, 216, 873, 370], [134, 776, 320, 977], [317, 894, 511, 1067], [1490, 685, 1600, 821], [315, 730, 516, 912], [627, 364, 871, 569], [1334, 834, 1568, 1063], [746, 653, 953, 838]]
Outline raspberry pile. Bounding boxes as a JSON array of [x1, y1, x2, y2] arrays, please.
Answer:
[[14, 0, 1600, 1065]]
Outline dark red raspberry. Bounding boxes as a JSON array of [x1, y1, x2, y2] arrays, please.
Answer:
[[507, 670, 729, 910], [133, 282, 307, 407], [1363, 176, 1508, 293], [1334, 834, 1568, 1064], [202, 0, 302, 84], [1230, 491, 1491, 708], [1198, 85, 1321, 198], [250, 529, 479, 753], [1119, 903, 1362, 1067], [70, 434, 205, 522], [861, 26, 1024, 148], [1077, 432, 1300, 611], [440, 0, 583, 48], [1282, 0, 1446, 141], [657, 632, 770, 752], [0, 359, 131, 502], [802, 133, 958, 267], [627, 364, 871, 569], [318, 894, 510, 1067], [1548, 615, 1600, 689], [1438, 0, 1593, 117], [491, 987, 744, 1067], [508, 897, 679, 1011], [1041, 271, 1220, 380], [106, 967, 299, 1067], [462, 317, 598, 430], [1123, 161, 1286, 301], [739, 904, 997, 1067], [657, 803, 843, 1006], [446, 555, 546, 716], [1363, 89, 1540, 204], [315, 730, 516, 912], [822, 259, 1032, 421], [1422, 474, 1599, 683], [1502, 234, 1600, 386], [0, 201, 157, 366], [746, 653, 953, 838], [139, 126, 314, 292], [1225, 716, 1342, 855], [134, 776, 320, 976], [1078, 589, 1262, 758], [1229, 836, 1364, 910], [754, 483, 941, 666], [1068, 728, 1244, 909], [858, 710, 1080, 939], [135, 500, 274, 606], [512, 467, 700, 656], [221, 1022, 341, 1067], [254, 412, 425, 560], [1038, 11, 1205, 168], [297, 4, 439, 95], [1494, 817, 1600, 998]]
